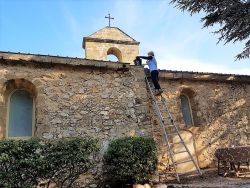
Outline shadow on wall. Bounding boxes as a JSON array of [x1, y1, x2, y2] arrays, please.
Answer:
[[192, 83, 249, 168], [172, 83, 249, 168]]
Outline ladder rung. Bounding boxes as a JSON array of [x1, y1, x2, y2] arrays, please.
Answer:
[[163, 171, 175, 174], [165, 124, 175, 127], [146, 78, 202, 181], [156, 103, 164, 106], [170, 141, 184, 145], [173, 150, 187, 155], [165, 124, 174, 128], [178, 169, 198, 176], [166, 132, 179, 137], [162, 117, 174, 123], [162, 120, 172, 125], [158, 108, 168, 113], [175, 159, 193, 165]]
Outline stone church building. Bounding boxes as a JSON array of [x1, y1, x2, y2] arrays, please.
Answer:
[[0, 26, 249, 178]]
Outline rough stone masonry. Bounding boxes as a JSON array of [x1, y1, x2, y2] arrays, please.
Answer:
[[0, 26, 249, 185], [0, 51, 249, 170]]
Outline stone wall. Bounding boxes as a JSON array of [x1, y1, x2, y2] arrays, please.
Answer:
[[0, 52, 250, 184], [0, 52, 152, 144], [84, 41, 139, 64], [156, 71, 250, 169]]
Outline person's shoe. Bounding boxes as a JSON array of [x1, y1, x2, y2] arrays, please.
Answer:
[[158, 89, 163, 94], [154, 90, 160, 96]]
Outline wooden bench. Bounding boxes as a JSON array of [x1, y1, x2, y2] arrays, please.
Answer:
[[215, 146, 250, 176]]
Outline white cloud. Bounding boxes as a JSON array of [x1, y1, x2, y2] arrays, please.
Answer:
[[60, 2, 81, 43]]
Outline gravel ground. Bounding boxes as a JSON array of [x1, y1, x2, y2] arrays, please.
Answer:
[[154, 168, 250, 188]]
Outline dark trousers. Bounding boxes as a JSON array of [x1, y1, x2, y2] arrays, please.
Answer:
[[151, 70, 161, 90]]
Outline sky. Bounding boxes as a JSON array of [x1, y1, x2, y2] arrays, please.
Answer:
[[0, 0, 249, 75]]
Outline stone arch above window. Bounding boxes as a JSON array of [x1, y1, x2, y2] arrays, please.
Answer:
[[107, 47, 122, 62], [180, 87, 195, 98], [180, 94, 194, 127], [3, 79, 37, 99], [3, 79, 36, 138]]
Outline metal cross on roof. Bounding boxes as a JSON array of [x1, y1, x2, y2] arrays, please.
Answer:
[[105, 13, 114, 27]]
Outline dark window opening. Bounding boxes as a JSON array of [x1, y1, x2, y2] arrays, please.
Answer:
[[180, 94, 193, 127]]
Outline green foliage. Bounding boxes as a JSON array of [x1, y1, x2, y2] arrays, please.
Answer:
[[43, 138, 100, 188], [103, 137, 157, 185], [171, 0, 250, 60], [0, 137, 100, 188], [0, 138, 43, 188]]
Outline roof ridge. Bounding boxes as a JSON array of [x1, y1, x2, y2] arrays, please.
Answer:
[[1, 51, 249, 77], [86, 26, 137, 42], [159, 69, 250, 77]]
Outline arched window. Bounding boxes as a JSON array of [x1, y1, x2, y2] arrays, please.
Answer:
[[8, 90, 33, 137], [180, 94, 194, 127], [107, 47, 122, 62]]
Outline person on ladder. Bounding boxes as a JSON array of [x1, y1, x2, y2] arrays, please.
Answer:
[[136, 51, 163, 95]]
